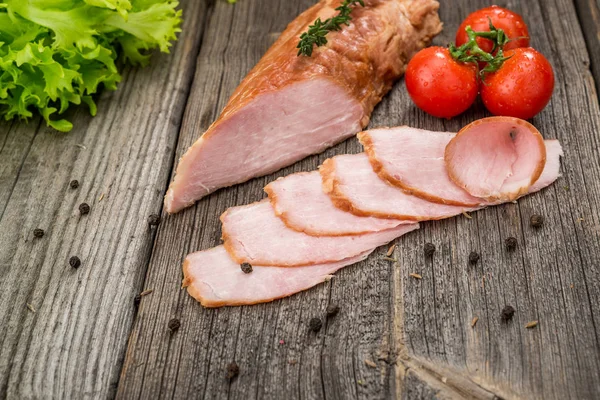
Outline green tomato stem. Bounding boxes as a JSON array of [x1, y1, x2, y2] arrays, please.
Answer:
[[448, 19, 513, 80]]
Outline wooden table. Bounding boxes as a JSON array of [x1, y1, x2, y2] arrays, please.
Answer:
[[2, 0, 600, 398]]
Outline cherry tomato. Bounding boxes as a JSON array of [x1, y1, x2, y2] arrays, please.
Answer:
[[456, 6, 529, 54], [481, 48, 554, 120], [405, 46, 479, 119]]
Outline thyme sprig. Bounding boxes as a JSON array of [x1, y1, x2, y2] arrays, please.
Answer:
[[448, 19, 515, 79], [297, 0, 365, 57]]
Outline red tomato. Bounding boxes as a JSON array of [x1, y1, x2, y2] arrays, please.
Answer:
[[405, 47, 479, 119], [456, 6, 529, 54], [481, 48, 554, 119]]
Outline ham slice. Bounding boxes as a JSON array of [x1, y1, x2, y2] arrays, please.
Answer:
[[265, 171, 405, 236], [444, 117, 546, 202], [221, 200, 418, 266], [164, 0, 442, 213], [359, 127, 482, 206], [321, 153, 475, 220], [182, 246, 373, 307], [530, 140, 563, 193], [321, 140, 562, 219]]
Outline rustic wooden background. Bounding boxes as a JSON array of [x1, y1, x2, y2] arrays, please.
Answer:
[[1, 0, 600, 398]]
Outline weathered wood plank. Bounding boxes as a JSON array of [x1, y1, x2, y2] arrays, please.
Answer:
[[574, 0, 600, 94], [395, 0, 600, 398], [0, 1, 207, 398], [0, 118, 41, 218], [117, 0, 402, 398], [119, 0, 600, 399]]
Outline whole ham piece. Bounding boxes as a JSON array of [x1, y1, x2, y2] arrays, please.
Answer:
[[164, 0, 442, 213]]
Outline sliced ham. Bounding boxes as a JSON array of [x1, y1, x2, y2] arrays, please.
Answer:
[[530, 140, 563, 193], [321, 153, 475, 220], [444, 117, 546, 202], [221, 200, 418, 266], [265, 171, 405, 236], [164, 0, 442, 213], [321, 140, 562, 219], [359, 127, 482, 206], [182, 245, 373, 307]]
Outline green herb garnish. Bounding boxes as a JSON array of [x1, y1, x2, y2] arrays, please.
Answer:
[[297, 0, 364, 57]]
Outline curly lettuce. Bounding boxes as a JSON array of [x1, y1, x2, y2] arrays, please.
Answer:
[[0, 0, 182, 131]]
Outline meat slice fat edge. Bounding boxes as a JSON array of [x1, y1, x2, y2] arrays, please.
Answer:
[[183, 246, 373, 307]]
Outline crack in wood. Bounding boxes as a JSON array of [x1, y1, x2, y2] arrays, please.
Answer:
[[394, 259, 509, 399]]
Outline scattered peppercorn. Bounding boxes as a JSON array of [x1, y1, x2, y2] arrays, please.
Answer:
[[148, 214, 161, 226], [469, 251, 480, 265], [226, 362, 239, 380], [309, 317, 322, 332], [70, 180, 79, 189], [69, 256, 81, 269], [168, 318, 181, 332], [79, 203, 90, 215], [240, 263, 253, 274], [501, 305, 515, 322], [530, 214, 544, 228], [134, 294, 141, 307], [33, 228, 44, 238], [424, 243, 436, 257], [505, 237, 518, 251], [326, 304, 340, 318]]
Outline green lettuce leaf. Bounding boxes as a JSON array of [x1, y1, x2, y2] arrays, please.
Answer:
[[0, 0, 181, 131], [84, 0, 132, 18]]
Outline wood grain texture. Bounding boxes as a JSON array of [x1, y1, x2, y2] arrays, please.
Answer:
[[118, 0, 600, 399], [2, 0, 599, 398], [0, 0, 207, 398], [574, 0, 600, 94], [0, 118, 41, 219], [117, 0, 402, 398], [394, 0, 600, 398]]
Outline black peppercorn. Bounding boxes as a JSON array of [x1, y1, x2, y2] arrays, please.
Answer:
[[501, 305, 516, 322], [33, 228, 44, 238], [505, 237, 518, 251], [424, 243, 436, 257], [168, 318, 181, 332], [309, 317, 322, 332], [148, 214, 160, 226], [69, 256, 81, 269], [469, 252, 480, 265], [240, 263, 253, 274], [326, 304, 339, 318], [530, 214, 544, 228], [79, 203, 90, 215], [226, 362, 239, 380], [70, 180, 79, 189]]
